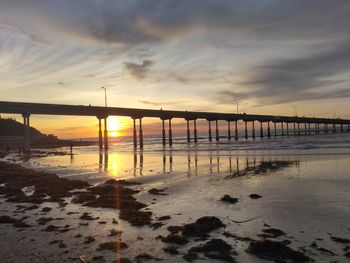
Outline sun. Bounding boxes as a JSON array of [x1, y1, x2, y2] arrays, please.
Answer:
[[108, 117, 123, 137]]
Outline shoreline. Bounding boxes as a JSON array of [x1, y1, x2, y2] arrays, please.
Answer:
[[0, 157, 350, 262]]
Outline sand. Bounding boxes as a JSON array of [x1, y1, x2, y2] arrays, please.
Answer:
[[0, 155, 350, 262]]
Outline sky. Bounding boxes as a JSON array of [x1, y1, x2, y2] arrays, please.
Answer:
[[1, 0, 350, 138]]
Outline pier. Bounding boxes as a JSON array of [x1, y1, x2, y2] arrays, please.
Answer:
[[0, 101, 349, 152]]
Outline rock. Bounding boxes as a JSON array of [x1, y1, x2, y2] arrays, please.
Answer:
[[260, 228, 286, 238], [331, 236, 350, 244], [182, 216, 225, 237], [183, 251, 198, 261], [148, 188, 168, 195], [249, 194, 262, 199], [220, 195, 238, 204], [97, 241, 128, 252], [37, 217, 53, 225], [0, 215, 31, 228], [247, 240, 311, 262], [41, 207, 52, 212], [163, 246, 179, 255], [162, 234, 188, 245], [204, 252, 236, 262], [158, 215, 171, 221], [84, 235, 95, 244], [134, 253, 154, 262], [167, 225, 183, 234], [109, 229, 122, 237], [80, 212, 99, 221], [189, 239, 233, 253]]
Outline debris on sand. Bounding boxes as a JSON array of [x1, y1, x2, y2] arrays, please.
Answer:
[[330, 236, 350, 244], [109, 229, 122, 237], [249, 194, 262, 199], [0, 215, 31, 228], [220, 195, 239, 204], [41, 207, 52, 213], [43, 224, 71, 233], [183, 251, 199, 261], [37, 217, 54, 225], [247, 240, 311, 262], [163, 246, 180, 255], [80, 212, 99, 221], [84, 236, 95, 244], [259, 228, 286, 238], [148, 188, 168, 195], [73, 179, 152, 226], [134, 253, 162, 262], [162, 234, 189, 245], [310, 241, 336, 255], [189, 238, 233, 253], [189, 239, 237, 262], [226, 161, 295, 179], [152, 222, 165, 230], [223, 231, 253, 242], [167, 225, 183, 234], [97, 241, 128, 252], [0, 162, 89, 205], [158, 215, 171, 221], [182, 216, 225, 237]]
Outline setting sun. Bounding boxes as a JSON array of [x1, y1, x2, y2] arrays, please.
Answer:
[[108, 117, 123, 137]]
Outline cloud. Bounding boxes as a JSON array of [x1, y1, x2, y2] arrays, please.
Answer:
[[1, 1, 349, 46], [215, 44, 350, 104], [124, 60, 154, 80], [138, 100, 186, 107], [57, 81, 71, 87]]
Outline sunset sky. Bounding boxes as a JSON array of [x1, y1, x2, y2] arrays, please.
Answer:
[[1, 1, 350, 138]]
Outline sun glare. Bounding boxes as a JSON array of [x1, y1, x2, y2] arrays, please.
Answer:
[[108, 117, 123, 137]]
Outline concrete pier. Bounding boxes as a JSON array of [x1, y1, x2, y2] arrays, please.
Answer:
[[22, 113, 30, 152], [139, 118, 143, 149], [252, 121, 256, 139], [2, 101, 350, 149], [98, 118, 103, 150], [208, 120, 212, 141], [133, 118, 137, 149], [235, 121, 238, 140], [194, 119, 198, 143], [308, 123, 311, 135], [227, 121, 231, 140], [168, 119, 173, 146], [104, 118, 108, 150], [215, 120, 219, 141], [294, 123, 296, 136], [162, 119, 166, 146], [186, 120, 190, 143]]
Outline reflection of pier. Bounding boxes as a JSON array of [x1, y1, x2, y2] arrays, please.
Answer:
[[1, 101, 350, 152], [98, 149, 298, 178]]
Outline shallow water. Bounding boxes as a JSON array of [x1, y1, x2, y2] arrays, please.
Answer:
[[7, 132, 350, 183]]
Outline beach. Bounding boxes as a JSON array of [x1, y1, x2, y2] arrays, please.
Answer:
[[1, 134, 350, 262]]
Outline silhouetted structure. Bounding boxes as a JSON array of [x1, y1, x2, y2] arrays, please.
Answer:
[[1, 101, 349, 152]]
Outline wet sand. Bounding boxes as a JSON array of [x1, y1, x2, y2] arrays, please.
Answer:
[[0, 153, 350, 262]]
